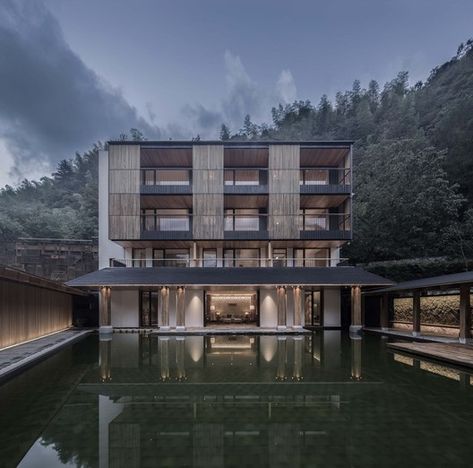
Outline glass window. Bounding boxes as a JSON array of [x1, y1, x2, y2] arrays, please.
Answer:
[[235, 248, 260, 267], [143, 209, 156, 231], [165, 249, 189, 267], [144, 170, 155, 185], [224, 209, 259, 231], [273, 249, 287, 267], [156, 169, 190, 186], [156, 209, 189, 231], [300, 169, 328, 186], [294, 249, 305, 267], [133, 248, 146, 267], [235, 170, 259, 186], [224, 249, 234, 267], [203, 249, 217, 267], [304, 290, 322, 326], [140, 291, 158, 327], [224, 170, 234, 186], [301, 209, 327, 231], [294, 248, 329, 267], [152, 249, 164, 267]]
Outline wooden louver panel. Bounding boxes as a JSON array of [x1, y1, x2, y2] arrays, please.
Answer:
[[108, 145, 141, 239], [268, 145, 300, 239], [192, 145, 224, 239]]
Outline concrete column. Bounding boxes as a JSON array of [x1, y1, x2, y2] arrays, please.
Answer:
[[412, 290, 421, 337], [99, 286, 112, 334], [292, 286, 303, 329], [176, 286, 186, 331], [350, 285, 362, 333], [380, 293, 389, 330], [459, 284, 471, 343], [268, 241, 273, 267], [160, 286, 170, 331], [277, 286, 287, 330]]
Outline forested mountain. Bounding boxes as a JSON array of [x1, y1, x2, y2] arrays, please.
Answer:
[[1, 41, 473, 272]]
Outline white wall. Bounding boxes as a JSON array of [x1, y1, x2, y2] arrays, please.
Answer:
[[98, 150, 124, 269], [111, 290, 139, 327], [259, 288, 278, 328], [323, 287, 341, 327], [185, 289, 204, 327]]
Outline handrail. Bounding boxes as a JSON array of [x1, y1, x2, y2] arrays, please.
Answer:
[[109, 257, 348, 268], [139, 213, 351, 232], [139, 167, 352, 187]]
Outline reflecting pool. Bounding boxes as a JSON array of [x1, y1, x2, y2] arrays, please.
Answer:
[[2, 332, 473, 467]]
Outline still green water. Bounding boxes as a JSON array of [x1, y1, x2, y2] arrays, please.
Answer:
[[1, 332, 473, 467]]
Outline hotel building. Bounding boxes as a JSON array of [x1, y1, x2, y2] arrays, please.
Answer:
[[68, 141, 391, 332]]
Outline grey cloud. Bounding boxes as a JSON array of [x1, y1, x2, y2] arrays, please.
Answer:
[[0, 0, 160, 180], [182, 51, 297, 136]]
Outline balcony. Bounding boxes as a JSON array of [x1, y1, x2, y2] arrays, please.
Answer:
[[224, 169, 268, 194], [141, 212, 192, 240], [109, 256, 345, 268], [298, 212, 351, 240], [299, 168, 351, 194], [140, 168, 192, 194], [139, 212, 351, 240]]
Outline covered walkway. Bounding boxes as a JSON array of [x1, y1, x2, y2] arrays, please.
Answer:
[[365, 271, 473, 343]]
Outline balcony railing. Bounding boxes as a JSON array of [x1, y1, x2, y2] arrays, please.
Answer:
[[140, 213, 350, 234], [109, 257, 346, 268], [139, 168, 351, 193]]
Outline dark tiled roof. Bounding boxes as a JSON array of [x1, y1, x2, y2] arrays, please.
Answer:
[[108, 140, 354, 146], [67, 267, 392, 288], [367, 270, 473, 294], [0, 264, 86, 295]]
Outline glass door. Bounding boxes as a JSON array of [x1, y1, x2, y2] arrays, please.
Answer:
[[304, 290, 323, 326]]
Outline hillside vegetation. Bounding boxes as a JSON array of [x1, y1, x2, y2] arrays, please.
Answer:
[[1, 41, 473, 274]]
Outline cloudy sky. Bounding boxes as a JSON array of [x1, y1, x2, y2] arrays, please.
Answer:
[[1, 0, 473, 186]]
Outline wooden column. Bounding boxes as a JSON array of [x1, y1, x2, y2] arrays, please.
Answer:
[[99, 338, 112, 382], [99, 286, 112, 333], [292, 286, 302, 329], [351, 337, 362, 381], [160, 286, 170, 330], [277, 286, 287, 330], [350, 286, 362, 332], [176, 286, 186, 330], [412, 290, 421, 337], [459, 284, 471, 343], [380, 293, 389, 330], [293, 337, 303, 380], [159, 337, 170, 381]]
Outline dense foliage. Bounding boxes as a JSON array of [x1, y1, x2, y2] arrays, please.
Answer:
[[1, 42, 473, 272]]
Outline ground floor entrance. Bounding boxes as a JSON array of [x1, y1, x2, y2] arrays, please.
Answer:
[[104, 285, 346, 331], [204, 290, 259, 327]]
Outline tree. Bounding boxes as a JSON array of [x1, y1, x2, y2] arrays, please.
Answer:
[[344, 138, 464, 262], [220, 124, 230, 140]]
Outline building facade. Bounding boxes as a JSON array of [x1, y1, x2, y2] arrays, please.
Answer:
[[68, 140, 391, 331], [0, 237, 98, 281]]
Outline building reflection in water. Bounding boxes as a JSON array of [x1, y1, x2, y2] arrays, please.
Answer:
[[350, 335, 363, 381], [94, 332, 368, 467], [99, 336, 111, 382]]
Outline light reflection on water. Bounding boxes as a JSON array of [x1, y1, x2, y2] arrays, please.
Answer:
[[0, 332, 473, 467]]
